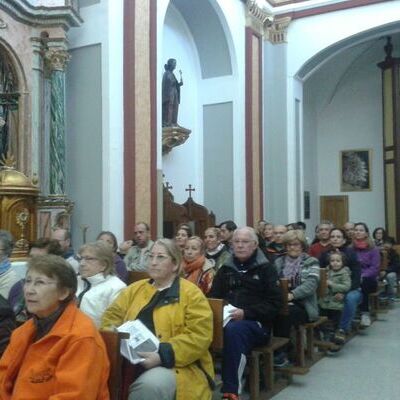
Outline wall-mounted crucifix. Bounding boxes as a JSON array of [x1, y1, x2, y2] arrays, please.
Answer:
[[185, 184, 195, 198]]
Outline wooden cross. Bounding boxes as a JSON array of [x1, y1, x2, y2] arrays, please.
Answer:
[[165, 181, 173, 191], [185, 184, 195, 198]]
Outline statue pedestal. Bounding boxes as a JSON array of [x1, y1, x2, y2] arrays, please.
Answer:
[[162, 126, 191, 155]]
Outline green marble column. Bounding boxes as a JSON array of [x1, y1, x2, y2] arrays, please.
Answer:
[[46, 49, 70, 195], [50, 69, 66, 194]]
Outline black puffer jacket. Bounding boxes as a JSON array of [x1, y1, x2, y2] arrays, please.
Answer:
[[209, 249, 283, 326], [0, 295, 16, 356]]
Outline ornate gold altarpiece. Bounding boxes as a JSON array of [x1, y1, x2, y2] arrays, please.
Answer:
[[0, 162, 39, 259]]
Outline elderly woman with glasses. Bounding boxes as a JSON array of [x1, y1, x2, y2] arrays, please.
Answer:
[[0, 230, 19, 300], [101, 238, 214, 400], [272, 230, 320, 366], [76, 241, 126, 327], [0, 255, 110, 399]]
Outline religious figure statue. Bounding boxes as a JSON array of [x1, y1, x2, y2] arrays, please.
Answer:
[[162, 58, 183, 127]]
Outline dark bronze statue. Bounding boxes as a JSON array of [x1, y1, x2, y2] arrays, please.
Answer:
[[162, 59, 183, 127]]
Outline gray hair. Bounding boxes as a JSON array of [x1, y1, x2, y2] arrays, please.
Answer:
[[233, 227, 259, 245], [79, 241, 115, 276]]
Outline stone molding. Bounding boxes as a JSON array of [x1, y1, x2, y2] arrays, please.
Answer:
[[265, 16, 291, 44], [245, 0, 273, 36], [44, 48, 70, 72], [0, 0, 82, 29]]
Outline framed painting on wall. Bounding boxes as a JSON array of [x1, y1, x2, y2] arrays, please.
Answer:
[[340, 149, 372, 192]]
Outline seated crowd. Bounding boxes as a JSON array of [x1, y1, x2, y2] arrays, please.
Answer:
[[0, 218, 397, 400]]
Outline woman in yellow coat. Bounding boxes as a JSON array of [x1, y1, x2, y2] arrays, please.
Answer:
[[101, 238, 214, 400]]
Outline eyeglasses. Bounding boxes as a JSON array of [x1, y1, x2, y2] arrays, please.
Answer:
[[24, 278, 57, 288], [287, 242, 302, 248], [77, 256, 99, 263], [148, 254, 170, 262]]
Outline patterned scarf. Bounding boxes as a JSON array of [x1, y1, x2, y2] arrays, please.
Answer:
[[282, 254, 303, 289]]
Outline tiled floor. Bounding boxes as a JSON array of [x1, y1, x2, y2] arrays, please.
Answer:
[[213, 304, 400, 400]]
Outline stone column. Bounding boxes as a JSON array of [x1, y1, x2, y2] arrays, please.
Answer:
[[244, 0, 273, 225], [44, 48, 70, 196], [30, 37, 45, 191]]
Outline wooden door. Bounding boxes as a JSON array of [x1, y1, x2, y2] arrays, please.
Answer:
[[320, 196, 349, 228]]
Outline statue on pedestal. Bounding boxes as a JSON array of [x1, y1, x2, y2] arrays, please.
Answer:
[[162, 58, 183, 127]]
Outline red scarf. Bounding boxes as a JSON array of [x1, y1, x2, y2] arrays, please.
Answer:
[[182, 255, 205, 284], [353, 239, 369, 250]]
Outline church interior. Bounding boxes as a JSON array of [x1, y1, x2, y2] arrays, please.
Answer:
[[0, 0, 399, 245], [1, 0, 400, 399]]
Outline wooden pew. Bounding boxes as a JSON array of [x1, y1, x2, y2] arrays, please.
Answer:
[[207, 298, 290, 400], [127, 271, 150, 285], [100, 330, 130, 400], [208, 298, 224, 353]]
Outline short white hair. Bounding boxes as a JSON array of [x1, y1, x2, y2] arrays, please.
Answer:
[[232, 227, 259, 245]]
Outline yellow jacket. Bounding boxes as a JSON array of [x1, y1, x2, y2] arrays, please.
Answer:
[[101, 277, 214, 400]]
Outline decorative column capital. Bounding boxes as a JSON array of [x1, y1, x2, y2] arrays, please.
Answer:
[[265, 16, 292, 44], [245, 0, 273, 36], [44, 49, 71, 72]]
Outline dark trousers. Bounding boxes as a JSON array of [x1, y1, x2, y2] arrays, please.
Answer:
[[273, 303, 308, 339], [222, 320, 270, 395], [320, 308, 342, 330], [360, 277, 378, 312]]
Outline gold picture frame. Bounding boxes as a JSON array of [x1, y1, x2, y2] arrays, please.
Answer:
[[340, 149, 372, 192]]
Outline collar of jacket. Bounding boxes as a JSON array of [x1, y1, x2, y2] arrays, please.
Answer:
[[224, 248, 268, 271], [85, 272, 109, 286], [150, 275, 180, 308]]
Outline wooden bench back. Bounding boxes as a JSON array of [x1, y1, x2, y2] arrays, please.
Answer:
[[208, 298, 224, 352], [100, 330, 129, 400], [380, 249, 388, 271], [318, 268, 328, 299], [279, 278, 289, 315], [127, 271, 150, 285]]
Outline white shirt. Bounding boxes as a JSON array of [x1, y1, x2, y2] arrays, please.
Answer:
[[76, 273, 126, 327]]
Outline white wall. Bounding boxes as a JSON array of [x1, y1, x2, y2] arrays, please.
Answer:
[[161, 5, 202, 204], [160, 0, 247, 225], [263, 1, 400, 236], [315, 62, 385, 229], [66, 0, 124, 245]]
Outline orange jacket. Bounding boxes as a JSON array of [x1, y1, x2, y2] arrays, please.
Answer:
[[0, 302, 110, 400]]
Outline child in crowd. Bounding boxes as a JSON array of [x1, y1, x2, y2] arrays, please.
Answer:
[[319, 252, 351, 345], [379, 238, 400, 301]]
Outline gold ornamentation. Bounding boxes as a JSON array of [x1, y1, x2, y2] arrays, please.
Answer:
[[0, 152, 16, 168], [162, 126, 191, 155], [44, 49, 71, 72], [265, 17, 291, 44], [15, 208, 30, 250]]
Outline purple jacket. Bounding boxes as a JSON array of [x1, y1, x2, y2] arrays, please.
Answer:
[[353, 246, 380, 279], [114, 254, 128, 283]]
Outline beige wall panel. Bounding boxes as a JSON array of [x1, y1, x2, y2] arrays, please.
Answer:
[[134, 0, 152, 222], [383, 69, 393, 148], [386, 163, 396, 238], [252, 35, 261, 222]]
